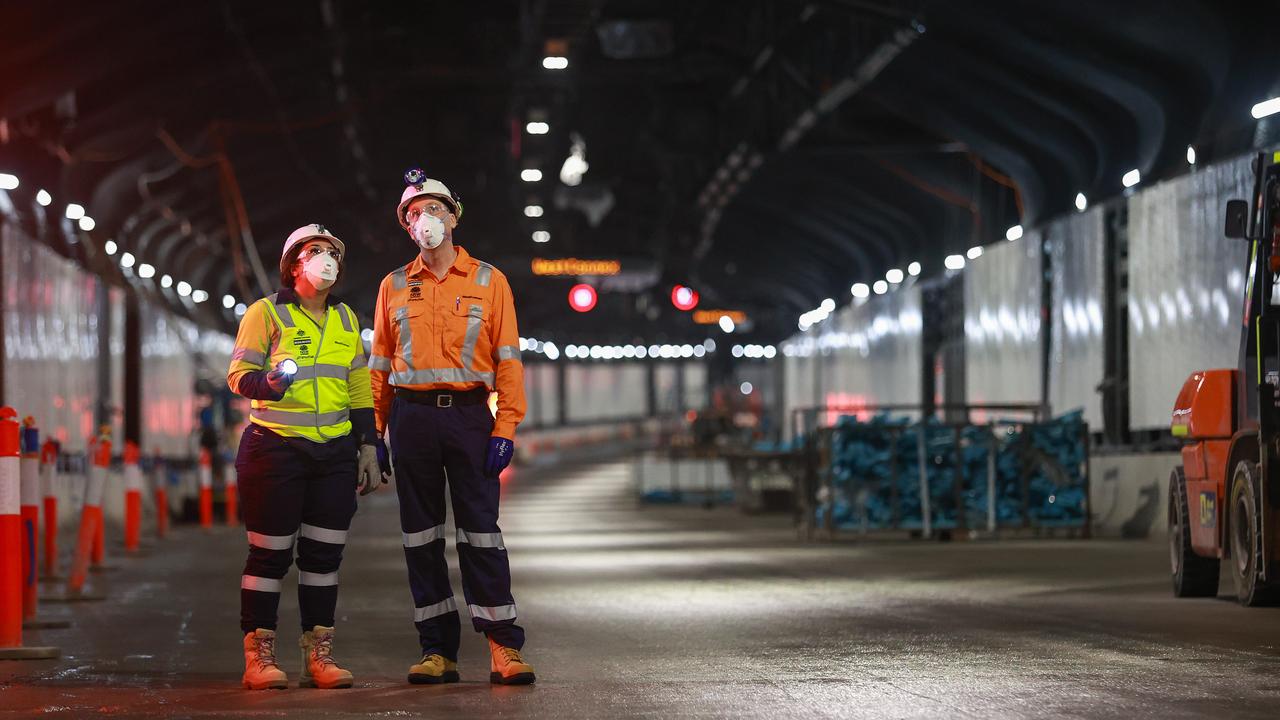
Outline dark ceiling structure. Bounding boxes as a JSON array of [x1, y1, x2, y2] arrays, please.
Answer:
[[0, 0, 1275, 343]]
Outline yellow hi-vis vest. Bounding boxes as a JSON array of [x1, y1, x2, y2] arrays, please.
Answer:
[[251, 294, 364, 443]]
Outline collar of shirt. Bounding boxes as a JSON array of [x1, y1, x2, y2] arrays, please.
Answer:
[[406, 245, 476, 281], [276, 286, 344, 309]]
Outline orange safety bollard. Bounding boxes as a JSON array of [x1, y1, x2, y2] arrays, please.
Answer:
[[18, 419, 39, 620], [123, 442, 142, 552], [223, 457, 238, 526], [153, 451, 168, 539], [198, 448, 213, 529], [67, 436, 110, 594], [90, 427, 109, 568], [40, 439, 59, 579], [0, 407, 57, 659]]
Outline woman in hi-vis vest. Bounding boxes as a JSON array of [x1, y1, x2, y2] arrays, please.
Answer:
[[226, 223, 386, 690]]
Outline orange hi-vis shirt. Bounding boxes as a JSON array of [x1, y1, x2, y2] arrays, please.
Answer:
[[369, 246, 526, 439]]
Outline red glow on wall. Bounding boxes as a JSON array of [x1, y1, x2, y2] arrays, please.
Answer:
[[671, 285, 699, 311], [568, 284, 597, 312]]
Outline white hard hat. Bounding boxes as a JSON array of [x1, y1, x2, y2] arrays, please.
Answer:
[[397, 167, 463, 228], [282, 223, 345, 262]]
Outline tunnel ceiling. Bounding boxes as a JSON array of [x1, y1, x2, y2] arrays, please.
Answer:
[[0, 0, 1274, 343]]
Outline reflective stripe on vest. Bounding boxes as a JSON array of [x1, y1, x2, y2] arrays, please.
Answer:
[[250, 297, 361, 442]]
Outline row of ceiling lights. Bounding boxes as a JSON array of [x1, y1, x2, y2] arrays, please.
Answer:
[[799, 131, 1236, 333], [518, 54, 590, 246], [519, 337, 720, 361], [0, 172, 219, 308]]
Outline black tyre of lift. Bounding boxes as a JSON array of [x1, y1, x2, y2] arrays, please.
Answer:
[[1169, 466, 1220, 598], [1228, 461, 1279, 606]]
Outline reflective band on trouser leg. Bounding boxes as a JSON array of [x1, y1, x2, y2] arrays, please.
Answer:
[[0, 413, 21, 648], [298, 571, 338, 586], [468, 604, 518, 622], [402, 525, 446, 547], [198, 449, 213, 529], [414, 597, 458, 622], [241, 575, 283, 593], [300, 524, 348, 545], [456, 529, 505, 549], [247, 532, 295, 550]]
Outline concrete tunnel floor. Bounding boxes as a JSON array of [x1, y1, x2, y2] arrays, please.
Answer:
[[3, 456, 1280, 719]]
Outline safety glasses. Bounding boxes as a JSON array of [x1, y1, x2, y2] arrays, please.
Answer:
[[303, 245, 342, 262]]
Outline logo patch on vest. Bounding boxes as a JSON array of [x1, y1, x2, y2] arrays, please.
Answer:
[[293, 332, 313, 356], [409, 286, 423, 301]]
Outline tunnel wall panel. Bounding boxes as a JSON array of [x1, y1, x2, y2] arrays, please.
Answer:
[[1127, 155, 1252, 430], [964, 235, 1043, 408], [139, 304, 199, 456], [783, 285, 923, 431], [523, 362, 559, 427], [566, 363, 647, 422], [3, 225, 100, 451], [1046, 209, 1106, 429]]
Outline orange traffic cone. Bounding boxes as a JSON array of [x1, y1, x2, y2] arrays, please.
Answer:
[[67, 436, 110, 594], [152, 452, 168, 539], [198, 449, 213, 529], [123, 442, 143, 552], [40, 439, 59, 579], [18, 419, 39, 620], [0, 407, 58, 659]]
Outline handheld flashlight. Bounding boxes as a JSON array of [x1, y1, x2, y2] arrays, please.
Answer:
[[277, 358, 298, 375]]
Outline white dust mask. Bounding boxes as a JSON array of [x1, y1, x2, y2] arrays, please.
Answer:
[[303, 254, 338, 290], [412, 213, 446, 251]]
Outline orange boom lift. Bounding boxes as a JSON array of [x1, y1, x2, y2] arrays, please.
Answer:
[[1170, 152, 1280, 605]]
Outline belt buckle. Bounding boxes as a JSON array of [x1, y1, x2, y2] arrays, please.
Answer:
[[436, 394, 453, 408]]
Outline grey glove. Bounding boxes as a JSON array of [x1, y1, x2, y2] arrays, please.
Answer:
[[357, 444, 382, 496]]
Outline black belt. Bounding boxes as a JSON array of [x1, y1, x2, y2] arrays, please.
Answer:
[[394, 386, 488, 408]]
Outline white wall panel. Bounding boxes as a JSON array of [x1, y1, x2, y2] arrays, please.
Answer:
[[1046, 209, 1106, 428], [683, 363, 707, 410], [654, 363, 680, 415], [1128, 155, 1252, 429], [964, 235, 1043, 407], [524, 362, 559, 427], [2, 226, 100, 451], [566, 363, 646, 422], [140, 304, 199, 455], [783, 285, 922, 428], [108, 287, 126, 444]]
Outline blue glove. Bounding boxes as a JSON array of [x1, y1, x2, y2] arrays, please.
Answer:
[[485, 436, 514, 477], [375, 439, 393, 481]]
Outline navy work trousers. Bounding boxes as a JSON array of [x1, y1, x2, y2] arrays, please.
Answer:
[[390, 397, 524, 659], [236, 424, 357, 634]]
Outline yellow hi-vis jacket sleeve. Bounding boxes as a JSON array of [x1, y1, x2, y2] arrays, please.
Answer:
[[227, 299, 275, 397]]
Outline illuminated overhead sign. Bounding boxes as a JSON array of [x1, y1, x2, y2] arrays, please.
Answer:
[[693, 310, 748, 325], [532, 258, 621, 277]]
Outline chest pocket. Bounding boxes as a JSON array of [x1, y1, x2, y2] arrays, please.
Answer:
[[451, 299, 489, 369]]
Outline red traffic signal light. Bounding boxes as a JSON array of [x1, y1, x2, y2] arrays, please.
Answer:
[[569, 283, 597, 312], [671, 285, 699, 311]]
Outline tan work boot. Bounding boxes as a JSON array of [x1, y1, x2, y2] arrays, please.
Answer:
[[299, 626, 354, 689], [408, 653, 460, 684], [488, 637, 535, 685], [242, 629, 288, 690]]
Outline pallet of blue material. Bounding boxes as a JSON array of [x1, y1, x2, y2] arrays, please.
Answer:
[[821, 411, 1088, 532]]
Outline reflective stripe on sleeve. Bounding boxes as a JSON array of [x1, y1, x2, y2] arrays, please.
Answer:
[[247, 531, 295, 550], [392, 267, 408, 290], [474, 264, 493, 288], [402, 525, 447, 547], [414, 597, 458, 622], [368, 355, 392, 371], [298, 571, 338, 587], [456, 529, 505, 549], [241, 575, 283, 593], [232, 347, 267, 366], [468, 603, 517, 622], [494, 345, 520, 362], [270, 296, 296, 329], [300, 524, 348, 545], [338, 305, 353, 333], [250, 408, 349, 426]]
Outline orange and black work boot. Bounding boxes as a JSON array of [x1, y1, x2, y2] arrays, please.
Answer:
[[408, 653, 460, 684], [299, 626, 354, 689], [242, 629, 288, 690], [488, 637, 536, 685]]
